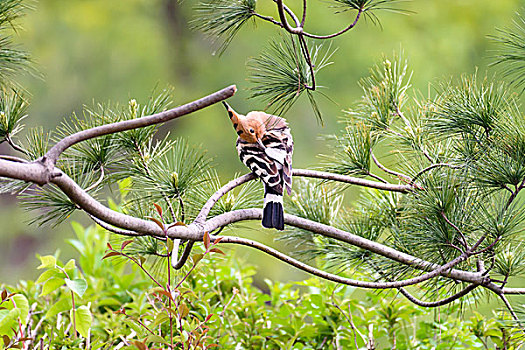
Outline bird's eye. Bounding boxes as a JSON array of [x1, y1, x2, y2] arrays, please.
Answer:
[[249, 128, 255, 133]]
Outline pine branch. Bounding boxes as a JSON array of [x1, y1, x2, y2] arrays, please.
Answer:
[[45, 85, 237, 165]]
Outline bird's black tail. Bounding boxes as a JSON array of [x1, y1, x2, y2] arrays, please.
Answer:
[[262, 185, 284, 230]]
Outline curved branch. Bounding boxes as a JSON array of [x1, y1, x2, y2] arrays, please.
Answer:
[[0, 155, 27, 163], [410, 163, 461, 185], [214, 235, 481, 289], [370, 151, 411, 182], [45, 85, 237, 165], [194, 173, 256, 223], [0, 157, 485, 287], [253, 12, 283, 27], [300, 0, 307, 27], [172, 241, 195, 270], [302, 9, 362, 39], [397, 284, 478, 307], [6, 135, 28, 155], [193, 209, 484, 285], [293, 169, 413, 192], [499, 294, 523, 328], [275, 0, 303, 34]]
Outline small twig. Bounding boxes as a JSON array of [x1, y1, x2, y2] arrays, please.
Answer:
[[471, 236, 501, 256], [115, 249, 165, 289], [298, 35, 315, 90], [6, 135, 28, 155], [278, 0, 301, 27], [300, 0, 307, 27], [302, 9, 362, 39], [367, 171, 388, 183], [294, 169, 413, 192], [505, 178, 525, 209], [397, 284, 478, 307], [274, 0, 303, 34], [121, 310, 157, 337], [498, 294, 524, 330], [441, 212, 469, 250], [331, 288, 365, 348], [84, 165, 105, 192], [252, 12, 282, 27], [410, 163, 461, 185], [0, 154, 27, 163], [370, 151, 411, 181], [178, 195, 185, 223], [216, 234, 472, 289]]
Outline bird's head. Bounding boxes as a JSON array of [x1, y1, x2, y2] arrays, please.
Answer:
[[222, 102, 266, 149]]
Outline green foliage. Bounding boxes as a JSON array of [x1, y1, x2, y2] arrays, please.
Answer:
[[248, 35, 335, 122], [192, 0, 256, 53], [351, 53, 411, 133], [491, 10, 525, 91], [330, 0, 409, 24], [0, 89, 27, 141], [321, 122, 373, 176], [0, 0, 31, 87], [1, 222, 523, 349]]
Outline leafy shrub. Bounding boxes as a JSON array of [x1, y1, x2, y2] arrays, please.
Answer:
[[1, 221, 522, 349]]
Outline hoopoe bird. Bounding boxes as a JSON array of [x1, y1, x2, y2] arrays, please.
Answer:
[[223, 102, 293, 230]]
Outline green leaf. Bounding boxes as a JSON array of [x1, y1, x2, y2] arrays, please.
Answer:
[[0, 309, 19, 336], [40, 277, 65, 296], [166, 238, 174, 253], [65, 278, 88, 298], [145, 334, 169, 345], [37, 255, 57, 269], [71, 305, 92, 338], [45, 297, 72, 319], [63, 259, 76, 274], [192, 253, 204, 265], [36, 268, 61, 284], [118, 177, 132, 198], [8, 294, 28, 326]]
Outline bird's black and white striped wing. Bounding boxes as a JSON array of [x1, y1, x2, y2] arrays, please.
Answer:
[[263, 127, 293, 195], [236, 138, 283, 194]]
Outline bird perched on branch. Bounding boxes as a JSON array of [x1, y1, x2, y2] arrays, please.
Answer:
[[223, 102, 293, 230]]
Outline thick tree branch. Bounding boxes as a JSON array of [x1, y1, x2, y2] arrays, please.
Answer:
[[44, 85, 237, 165], [0, 151, 494, 295]]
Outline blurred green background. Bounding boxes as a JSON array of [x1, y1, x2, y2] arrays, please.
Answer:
[[0, 0, 521, 284]]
